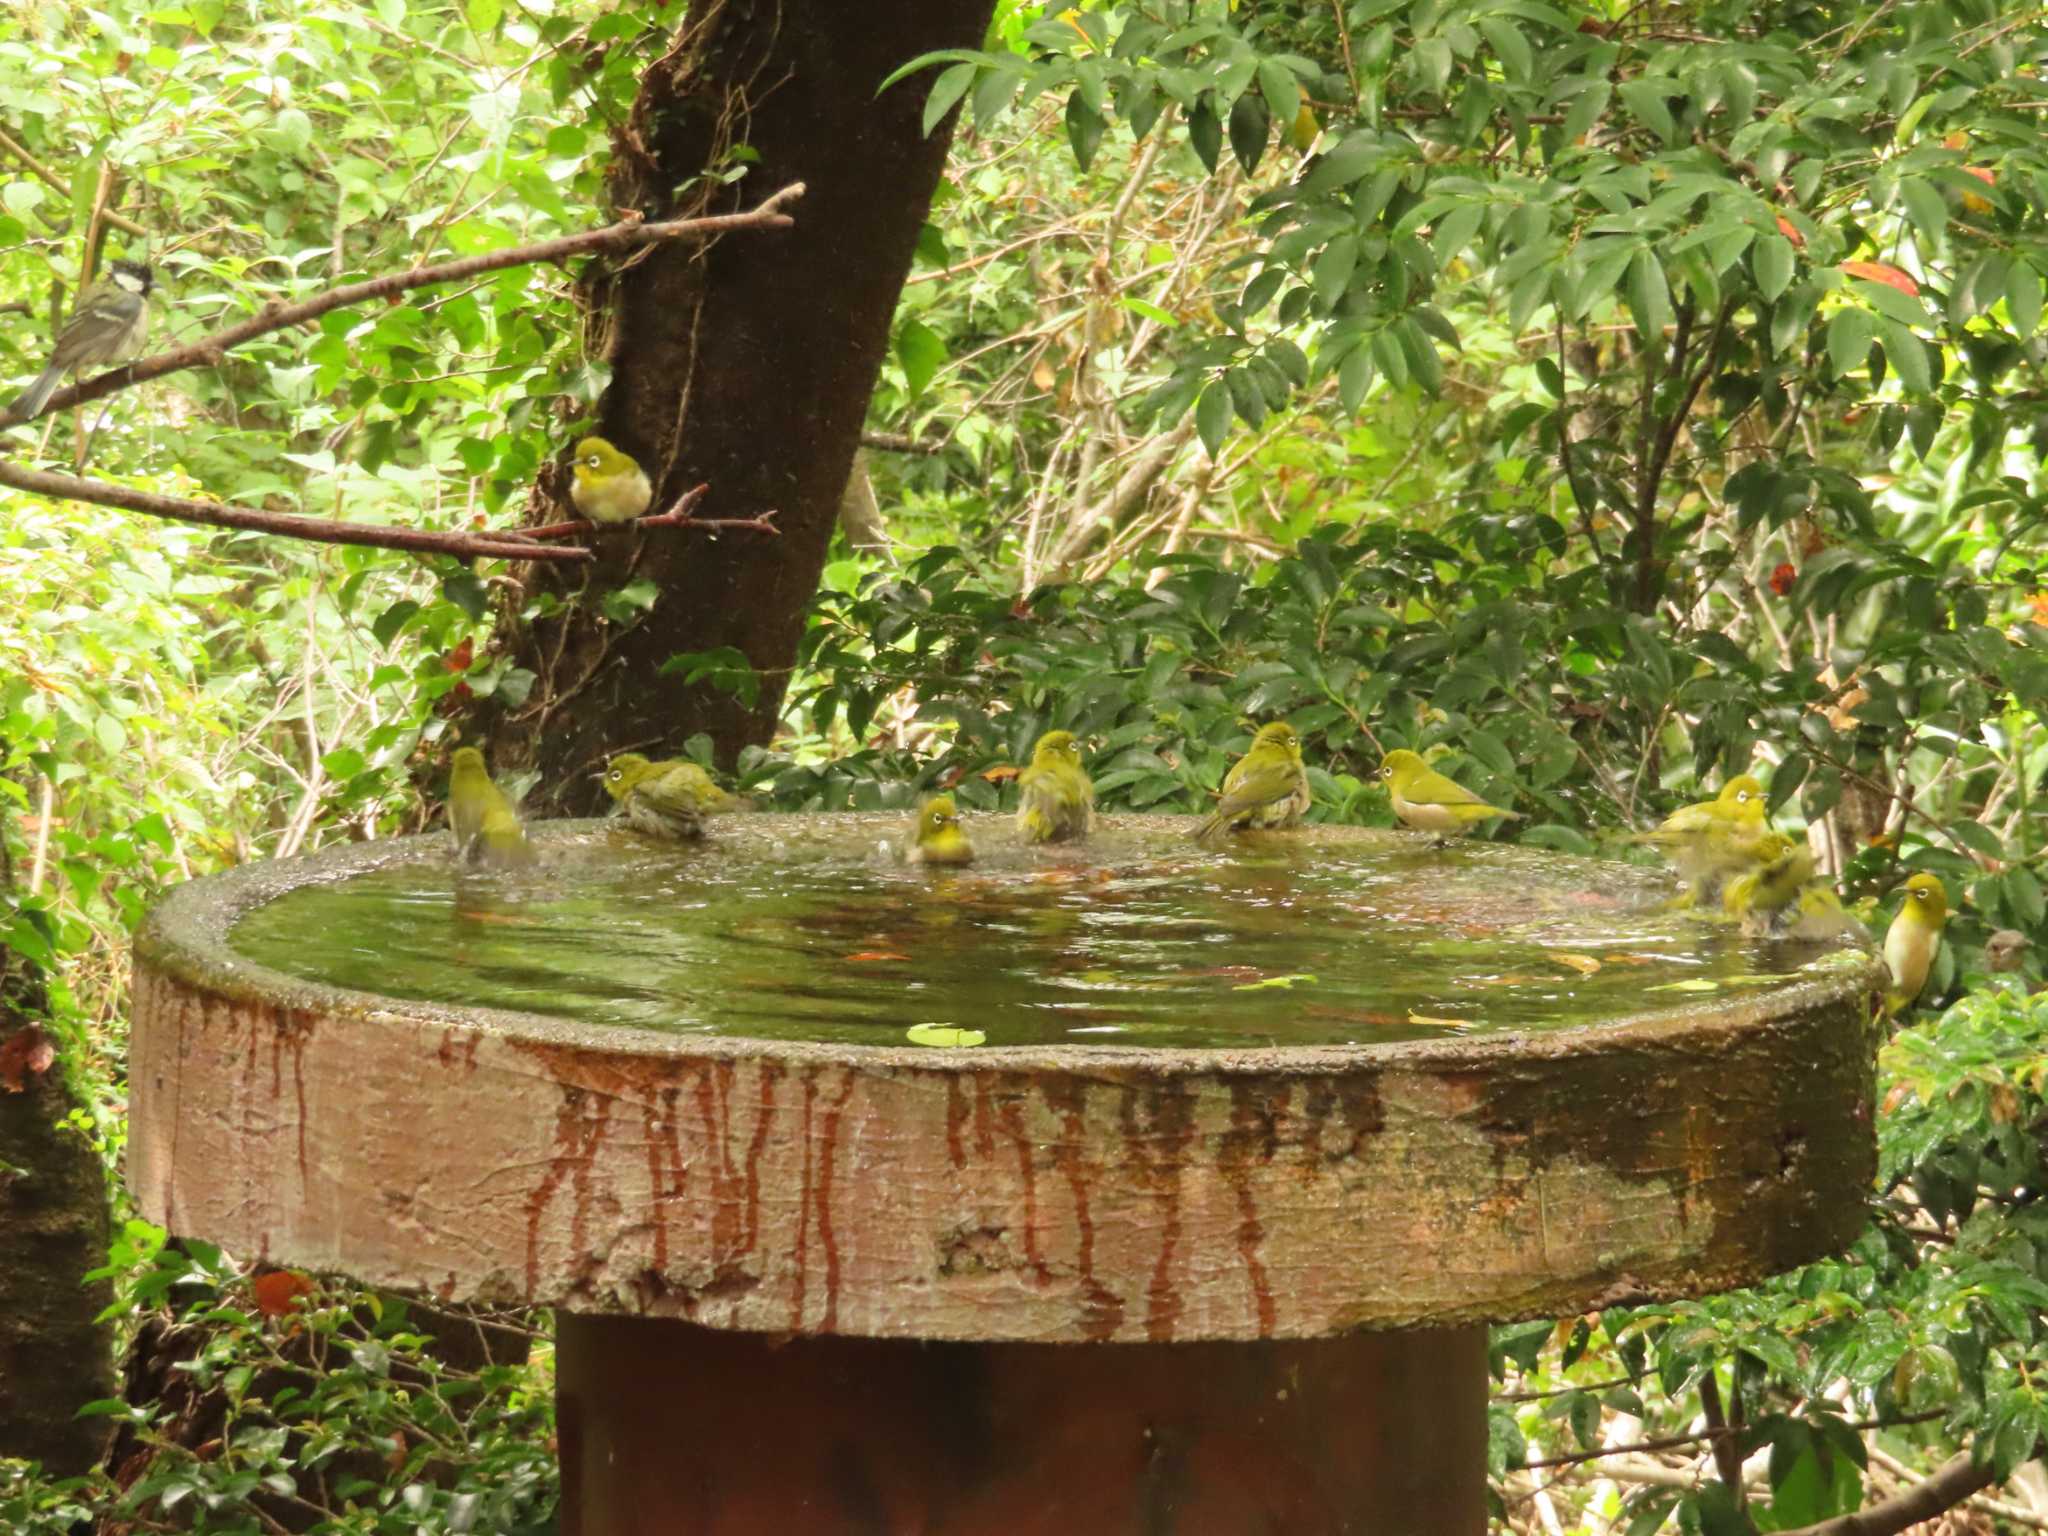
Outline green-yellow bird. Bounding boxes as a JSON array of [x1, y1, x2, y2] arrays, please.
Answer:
[[1635, 775, 1768, 904], [602, 752, 737, 840], [1722, 833, 1814, 935], [1194, 722, 1310, 841], [1884, 872, 1949, 1010], [1380, 748, 1520, 835], [910, 794, 973, 866], [1016, 730, 1094, 844], [447, 747, 534, 868], [569, 436, 654, 526]]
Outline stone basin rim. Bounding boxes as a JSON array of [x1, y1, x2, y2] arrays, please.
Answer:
[[137, 813, 1890, 1076]]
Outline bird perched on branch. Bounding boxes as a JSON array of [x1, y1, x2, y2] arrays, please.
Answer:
[[602, 753, 738, 840], [1380, 748, 1519, 836], [10, 259, 154, 420], [568, 436, 653, 526], [1195, 722, 1311, 840], [1016, 730, 1093, 844], [447, 747, 533, 868], [1633, 775, 1769, 906], [910, 794, 973, 866], [1884, 872, 1949, 1011]]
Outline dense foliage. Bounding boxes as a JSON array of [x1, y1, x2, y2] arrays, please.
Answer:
[[7, 0, 2048, 1530]]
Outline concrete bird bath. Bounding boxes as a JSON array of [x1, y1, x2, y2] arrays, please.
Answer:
[[128, 815, 1886, 1535]]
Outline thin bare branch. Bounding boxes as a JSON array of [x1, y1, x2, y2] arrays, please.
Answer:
[[0, 459, 591, 563], [2, 182, 807, 424]]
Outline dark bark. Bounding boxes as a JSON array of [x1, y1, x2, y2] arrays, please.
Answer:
[[484, 0, 998, 804], [0, 1017, 114, 1475]]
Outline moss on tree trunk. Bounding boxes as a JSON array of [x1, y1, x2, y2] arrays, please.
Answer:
[[485, 0, 996, 802]]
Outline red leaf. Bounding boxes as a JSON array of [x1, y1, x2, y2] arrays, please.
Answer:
[[847, 951, 911, 963], [981, 765, 1022, 783], [0, 1025, 54, 1093], [1841, 260, 1919, 297], [252, 1269, 316, 1318], [445, 637, 475, 672], [1775, 214, 1806, 248], [1964, 166, 1996, 187], [1770, 563, 1797, 597]]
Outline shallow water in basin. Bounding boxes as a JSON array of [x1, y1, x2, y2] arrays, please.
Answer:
[[226, 814, 1867, 1049]]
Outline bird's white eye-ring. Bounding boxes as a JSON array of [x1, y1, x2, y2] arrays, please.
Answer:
[[584, 453, 601, 468], [1737, 790, 1752, 803]]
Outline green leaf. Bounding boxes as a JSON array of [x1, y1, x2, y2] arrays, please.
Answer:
[[1066, 94, 1107, 171], [464, 0, 500, 32], [1753, 233, 1795, 302], [1478, 18, 1531, 79], [1228, 91, 1270, 175], [1625, 249, 1672, 343], [1899, 175, 1948, 251], [1195, 380, 1232, 457], [1257, 58, 1299, 126], [896, 319, 946, 397], [1313, 235, 1360, 306], [1879, 320, 1932, 393], [1187, 97, 1223, 173], [1616, 80, 1675, 144], [922, 62, 978, 136], [1299, 135, 1377, 197], [1826, 308, 1874, 377], [905, 1024, 986, 1048], [2009, 261, 2044, 336]]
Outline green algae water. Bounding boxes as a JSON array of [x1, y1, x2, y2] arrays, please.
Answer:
[[225, 814, 1866, 1049]]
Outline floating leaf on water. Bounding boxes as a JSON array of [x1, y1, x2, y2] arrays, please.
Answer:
[[1233, 973, 1318, 991], [1647, 978, 1723, 993], [905, 1023, 986, 1048], [1720, 973, 1799, 987], [848, 950, 911, 962], [1407, 1012, 1472, 1028], [1552, 953, 1602, 975]]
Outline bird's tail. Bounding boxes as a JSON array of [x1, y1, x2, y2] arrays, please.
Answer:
[[9, 365, 63, 421], [1192, 807, 1230, 842]]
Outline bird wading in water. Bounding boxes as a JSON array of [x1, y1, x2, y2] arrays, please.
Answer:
[[1632, 775, 1769, 906], [910, 795, 974, 866], [1016, 730, 1094, 844], [602, 752, 738, 840], [1194, 722, 1310, 841], [1380, 749, 1520, 836], [447, 747, 534, 868]]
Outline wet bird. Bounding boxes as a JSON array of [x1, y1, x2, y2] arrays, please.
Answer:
[[1194, 722, 1310, 840], [910, 794, 973, 866], [447, 747, 533, 867], [1633, 775, 1768, 905], [1884, 872, 1949, 1010], [1380, 748, 1519, 835], [602, 752, 737, 840], [10, 258, 154, 420], [568, 436, 654, 526], [1016, 730, 1094, 844], [1720, 832, 1809, 928]]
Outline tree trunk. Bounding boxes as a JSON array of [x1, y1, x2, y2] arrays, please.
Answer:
[[483, 0, 995, 805], [0, 1016, 114, 1476]]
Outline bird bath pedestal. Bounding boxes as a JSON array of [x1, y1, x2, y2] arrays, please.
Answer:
[[127, 818, 1886, 1534]]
